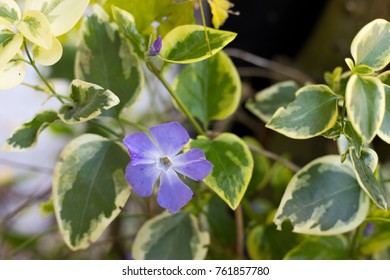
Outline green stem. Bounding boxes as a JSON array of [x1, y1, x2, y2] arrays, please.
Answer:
[[146, 61, 206, 136], [199, 0, 212, 55], [23, 41, 65, 104], [235, 204, 245, 260], [89, 120, 123, 139], [119, 117, 150, 134]]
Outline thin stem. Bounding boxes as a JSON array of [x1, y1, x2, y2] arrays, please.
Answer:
[[225, 48, 313, 84], [0, 157, 53, 174], [89, 120, 123, 139], [23, 41, 65, 104], [146, 61, 206, 136], [198, 0, 212, 55], [119, 117, 150, 134], [247, 144, 300, 172], [235, 204, 245, 260]]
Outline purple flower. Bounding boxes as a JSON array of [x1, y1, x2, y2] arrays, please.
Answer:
[[148, 35, 162, 56], [123, 122, 213, 213]]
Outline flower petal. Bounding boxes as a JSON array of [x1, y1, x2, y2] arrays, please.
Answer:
[[123, 132, 160, 165], [125, 163, 160, 197], [172, 148, 213, 181], [150, 122, 190, 157], [157, 169, 193, 213]]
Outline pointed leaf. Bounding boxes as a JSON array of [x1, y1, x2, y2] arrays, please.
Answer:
[[189, 133, 253, 210], [111, 6, 144, 58], [266, 85, 338, 139], [0, 0, 21, 23], [104, 0, 194, 37], [274, 155, 369, 235], [75, 5, 143, 113], [53, 134, 131, 250], [2, 110, 58, 152], [0, 52, 25, 90], [208, 0, 234, 29], [0, 26, 23, 69], [132, 211, 209, 260], [24, 0, 89, 36], [17, 10, 52, 49], [246, 80, 298, 123], [378, 85, 390, 143], [346, 75, 385, 143], [173, 51, 240, 128], [284, 236, 348, 260], [32, 35, 63, 66], [58, 80, 119, 124], [349, 147, 387, 210], [160, 25, 237, 64], [351, 19, 390, 71]]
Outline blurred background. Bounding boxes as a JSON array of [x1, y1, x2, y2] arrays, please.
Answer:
[[1, 0, 390, 259]]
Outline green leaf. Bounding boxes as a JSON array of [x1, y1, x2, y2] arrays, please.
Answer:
[[132, 211, 209, 260], [104, 0, 195, 37], [378, 70, 390, 86], [274, 155, 369, 235], [17, 10, 52, 49], [207, 0, 234, 29], [0, 27, 23, 69], [349, 147, 387, 210], [0, 52, 25, 90], [111, 6, 144, 58], [189, 133, 253, 210], [344, 121, 364, 157], [353, 64, 374, 75], [350, 19, 390, 71], [266, 85, 338, 139], [173, 51, 241, 128], [284, 236, 348, 260], [378, 85, 390, 143], [346, 75, 385, 143], [2, 110, 58, 152], [246, 80, 298, 123], [243, 137, 271, 193], [160, 25, 237, 64], [53, 134, 131, 250], [58, 80, 119, 124], [247, 222, 299, 260], [0, 0, 21, 23], [75, 5, 144, 113], [24, 0, 90, 36]]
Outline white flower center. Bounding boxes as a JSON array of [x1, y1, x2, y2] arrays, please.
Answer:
[[157, 156, 172, 171]]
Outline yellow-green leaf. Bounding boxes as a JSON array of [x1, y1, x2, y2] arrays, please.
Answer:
[[24, 0, 90, 36], [207, 0, 234, 29], [17, 10, 52, 49], [0, 0, 21, 23], [0, 26, 23, 69], [32, 35, 63, 66], [0, 52, 25, 90], [160, 24, 237, 64]]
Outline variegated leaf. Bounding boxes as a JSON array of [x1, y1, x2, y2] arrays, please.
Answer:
[[378, 70, 390, 86], [346, 75, 385, 143], [132, 211, 209, 260], [17, 10, 52, 49], [246, 80, 298, 123], [160, 25, 237, 64], [24, 0, 90, 36], [274, 155, 369, 235], [32, 35, 63, 66], [58, 79, 119, 124], [0, 26, 23, 69], [53, 134, 130, 250], [0, 52, 25, 90], [378, 85, 390, 143], [0, 0, 21, 23], [349, 148, 387, 210], [2, 110, 58, 151], [351, 19, 390, 71], [266, 85, 338, 139]]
